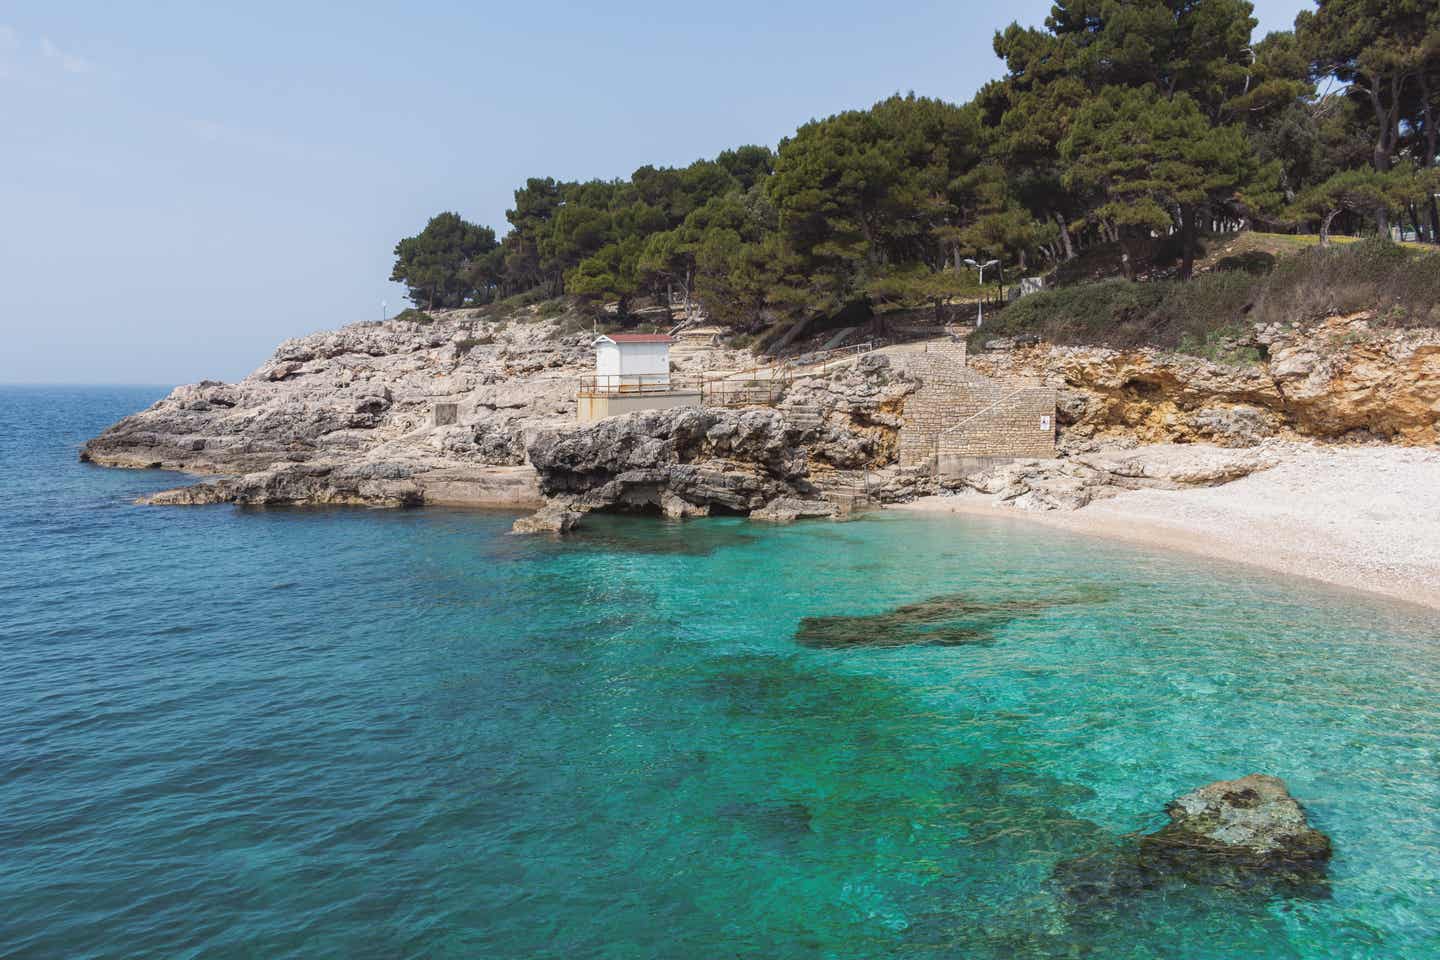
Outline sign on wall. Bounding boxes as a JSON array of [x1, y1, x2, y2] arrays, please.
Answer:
[[1040, 415, 1052, 432]]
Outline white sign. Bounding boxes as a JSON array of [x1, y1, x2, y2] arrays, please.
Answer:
[[1040, 416, 1052, 431]]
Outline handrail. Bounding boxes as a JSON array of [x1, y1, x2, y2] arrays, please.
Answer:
[[939, 387, 1032, 440], [926, 386, 1033, 467], [578, 373, 682, 396], [784, 339, 880, 370]]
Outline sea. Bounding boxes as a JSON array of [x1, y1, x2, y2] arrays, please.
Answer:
[[3, 385, 1439, 959]]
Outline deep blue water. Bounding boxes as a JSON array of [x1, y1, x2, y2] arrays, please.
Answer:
[[3, 385, 1440, 959]]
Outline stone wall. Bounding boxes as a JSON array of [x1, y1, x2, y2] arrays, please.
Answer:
[[897, 342, 1056, 472], [936, 385, 1056, 475]]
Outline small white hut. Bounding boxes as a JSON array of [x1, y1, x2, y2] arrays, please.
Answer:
[[578, 333, 701, 422], [592, 333, 674, 393]]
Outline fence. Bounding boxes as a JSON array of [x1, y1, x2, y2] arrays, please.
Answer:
[[576, 374, 678, 396]]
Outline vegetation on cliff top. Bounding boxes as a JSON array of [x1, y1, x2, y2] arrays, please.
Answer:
[[975, 238, 1440, 358], [391, 0, 1440, 339]]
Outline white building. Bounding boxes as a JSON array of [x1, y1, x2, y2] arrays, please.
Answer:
[[592, 334, 674, 392], [578, 333, 701, 422]]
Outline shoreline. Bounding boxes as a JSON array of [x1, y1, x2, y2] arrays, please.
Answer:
[[893, 446, 1440, 614]]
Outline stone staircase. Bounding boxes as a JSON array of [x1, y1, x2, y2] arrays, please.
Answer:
[[670, 325, 724, 365], [815, 470, 876, 515]]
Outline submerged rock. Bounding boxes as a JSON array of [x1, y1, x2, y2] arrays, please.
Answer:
[[794, 591, 1108, 649], [1053, 774, 1332, 909], [1138, 774, 1332, 881]]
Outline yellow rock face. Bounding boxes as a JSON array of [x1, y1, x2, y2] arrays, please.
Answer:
[[969, 315, 1440, 446]]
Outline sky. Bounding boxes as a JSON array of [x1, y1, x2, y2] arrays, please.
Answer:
[[0, 0, 1313, 385]]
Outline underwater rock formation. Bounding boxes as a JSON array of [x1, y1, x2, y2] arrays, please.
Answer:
[[1053, 773, 1333, 909], [1138, 773, 1332, 882], [794, 591, 1109, 649]]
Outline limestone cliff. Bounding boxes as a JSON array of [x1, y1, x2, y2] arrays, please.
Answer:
[[83, 307, 593, 507], [970, 313, 1440, 448]]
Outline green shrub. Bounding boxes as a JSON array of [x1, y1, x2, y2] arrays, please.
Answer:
[[973, 240, 1440, 358], [394, 308, 434, 325], [453, 335, 492, 356], [973, 279, 1168, 347], [1251, 239, 1440, 329]]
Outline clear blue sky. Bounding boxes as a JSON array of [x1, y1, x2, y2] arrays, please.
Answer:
[[0, 0, 1312, 385]]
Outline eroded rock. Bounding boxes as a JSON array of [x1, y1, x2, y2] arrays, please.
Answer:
[[969, 314, 1440, 447], [1138, 774, 1332, 881], [954, 443, 1284, 512], [750, 498, 838, 523]]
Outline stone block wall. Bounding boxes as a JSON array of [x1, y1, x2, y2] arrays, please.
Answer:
[[937, 385, 1056, 462], [896, 343, 1055, 470]]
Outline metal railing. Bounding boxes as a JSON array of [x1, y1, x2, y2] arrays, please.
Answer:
[[577, 374, 680, 396], [701, 376, 789, 407], [926, 386, 1033, 468], [782, 339, 880, 371]]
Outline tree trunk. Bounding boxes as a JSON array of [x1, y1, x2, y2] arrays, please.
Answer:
[[1320, 210, 1339, 246], [1051, 212, 1075, 261], [1179, 207, 1197, 281], [1119, 234, 1136, 281]]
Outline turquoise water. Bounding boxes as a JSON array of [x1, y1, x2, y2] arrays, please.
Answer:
[[4, 386, 1440, 959]]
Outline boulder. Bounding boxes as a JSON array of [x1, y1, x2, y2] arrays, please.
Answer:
[[750, 498, 838, 523], [1138, 774, 1332, 881], [524, 406, 816, 520], [1052, 774, 1333, 913], [512, 503, 583, 535]]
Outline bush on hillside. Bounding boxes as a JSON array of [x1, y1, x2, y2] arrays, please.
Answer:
[[1251, 239, 1440, 329], [975, 240, 1440, 359]]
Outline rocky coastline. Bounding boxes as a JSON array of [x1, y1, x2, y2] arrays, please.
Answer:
[[83, 304, 1437, 544]]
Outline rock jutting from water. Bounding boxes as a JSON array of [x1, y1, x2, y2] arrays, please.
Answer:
[[512, 392, 917, 532], [1053, 773, 1333, 909], [1137, 773, 1333, 883]]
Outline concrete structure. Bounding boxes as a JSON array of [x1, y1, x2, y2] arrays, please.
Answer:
[[433, 402, 460, 427], [577, 333, 701, 422], [896, 341, 1056, 476], [577, 389, 703, 422]]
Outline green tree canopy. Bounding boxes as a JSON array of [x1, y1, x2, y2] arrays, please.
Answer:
[[1063, 86, 1279, 278], [390, 212, 499, 310]]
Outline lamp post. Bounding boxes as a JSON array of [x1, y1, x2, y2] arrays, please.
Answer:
[[963, 258, 1001, 328], [381, 299, 388, 323]]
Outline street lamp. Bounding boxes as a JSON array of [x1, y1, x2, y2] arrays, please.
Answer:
[[963, 258, 1001, 328]]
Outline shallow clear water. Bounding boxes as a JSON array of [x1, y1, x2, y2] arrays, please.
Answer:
[[3, 386, 1440, 959]]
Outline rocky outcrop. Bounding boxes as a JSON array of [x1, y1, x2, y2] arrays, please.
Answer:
[[777, 354, 917, 470], [971, 312, 1440, 447], [952, 442, 1284, 511], [515, 407, 819, 531], [750, 498, 839, 522], [84, 308, 586, 507], [1138, 774, 1332, 882], [508, 355, 916, 532]]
